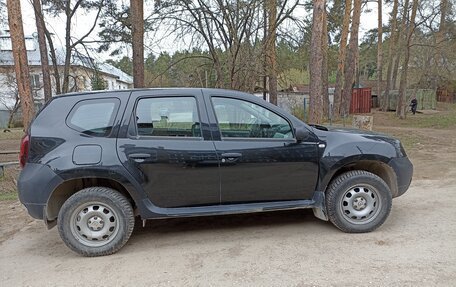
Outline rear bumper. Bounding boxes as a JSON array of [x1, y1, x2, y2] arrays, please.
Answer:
[[17, 163, 63, 220], [22, 203, 46, 219], [389, 157, 413, 197]]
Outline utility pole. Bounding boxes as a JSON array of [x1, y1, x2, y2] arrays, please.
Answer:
[[7, 0, 35, 130]]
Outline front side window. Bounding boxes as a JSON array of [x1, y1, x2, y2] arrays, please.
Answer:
[[212, 97, 293, 139], [135, 97, 201, 137], [67, 98, 119, 136]]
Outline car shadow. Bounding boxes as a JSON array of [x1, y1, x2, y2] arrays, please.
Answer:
[[131, 209, 331, 236]]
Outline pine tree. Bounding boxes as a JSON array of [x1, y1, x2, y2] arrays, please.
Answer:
[[6, 0, 35, 129], [309, 0, 326, 124], [131, 0, 145, 88]]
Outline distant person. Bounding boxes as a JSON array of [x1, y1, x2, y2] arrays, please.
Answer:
[[410, 97, 418, 115]]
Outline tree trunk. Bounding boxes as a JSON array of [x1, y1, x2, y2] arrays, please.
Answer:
[[434, 0, 448, 86], [44, 28, 61, 94], [214, 58, 223, 88], [397, 0, 418, 119], [131, 0, 145, 88], [266, 0, 278, 105], [376, 0, 383, 109], [436, 0, 448, 50], [309, 0, 326, 124], [7, 98, 20, 129], [334, 0, 352, 119], [382, 0, 399, 111], [7, 109, 15, 128], [33, 0, 52, 102], [391, 47, 400, 90], [6, 0, 35, 130], [392, 0, 410, 90], [322, 9, 329, 119], [341, 0, 361, 117], [61, 1, 72, 94]]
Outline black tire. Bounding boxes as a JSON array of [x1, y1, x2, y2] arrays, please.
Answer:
[[57, 187, 134, 257], [326, 170, 392, 233]]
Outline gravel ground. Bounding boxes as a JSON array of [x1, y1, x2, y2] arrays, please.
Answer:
[[1, 176, 456, 286]]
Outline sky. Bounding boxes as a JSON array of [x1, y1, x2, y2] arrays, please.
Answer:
[[7, 0, 390, 61]]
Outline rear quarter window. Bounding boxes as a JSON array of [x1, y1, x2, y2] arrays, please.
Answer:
[[135, 96, 201, 137], [66, 98, 120, 137]]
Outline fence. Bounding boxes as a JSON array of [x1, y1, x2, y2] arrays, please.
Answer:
[[275, 89, 372, 123], [437, 88, 455, 103], [384, 89, 436, 111], [350, 88, 372, 114]]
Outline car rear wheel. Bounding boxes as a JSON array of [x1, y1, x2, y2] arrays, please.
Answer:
[[326, 170, 392, 233], [57, 187, 134, 256]]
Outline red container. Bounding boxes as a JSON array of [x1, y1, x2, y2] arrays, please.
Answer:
[[350, 88, 372, 114]]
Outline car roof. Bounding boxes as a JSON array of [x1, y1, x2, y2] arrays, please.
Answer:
[[52, 88, 249, 99], [50, 87, 307, 128]]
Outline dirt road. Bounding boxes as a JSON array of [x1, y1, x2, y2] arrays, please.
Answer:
[[1, 176, 456, 286], [1, 126, 456, 286]]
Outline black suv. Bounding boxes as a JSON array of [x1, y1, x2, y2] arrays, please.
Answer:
[[18, 88, 413, 256]]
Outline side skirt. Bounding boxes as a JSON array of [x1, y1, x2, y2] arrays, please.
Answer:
[[140, 191, 328, 221]]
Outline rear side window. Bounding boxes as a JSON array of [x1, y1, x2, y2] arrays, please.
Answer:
[[67, 98, 120, 136], [135, 97, 201, 137]]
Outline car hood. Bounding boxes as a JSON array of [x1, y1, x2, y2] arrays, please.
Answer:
[[309, 124, 391, 138], [308, 124, 405, 158]]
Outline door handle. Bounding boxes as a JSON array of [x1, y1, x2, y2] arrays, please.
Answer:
[[128, 153, 150, 162], [220, 153, 242, 163]]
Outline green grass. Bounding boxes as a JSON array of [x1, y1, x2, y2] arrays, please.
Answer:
[[0, 192, 17, 201], [437, 102, 456, 112], [408, 114, 456, 129], [0, 164, 20, 201], [384, 110, 456, 129], [0, 128, 25, 140], [322, 103, 456, 130]]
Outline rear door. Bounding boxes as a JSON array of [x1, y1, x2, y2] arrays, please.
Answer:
[[205, 92, 319, 204], [117, 90, 220, 208]]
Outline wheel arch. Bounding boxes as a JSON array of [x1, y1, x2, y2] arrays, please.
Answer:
[[46, 176, 137, 226], [322, 160, 398, 197]]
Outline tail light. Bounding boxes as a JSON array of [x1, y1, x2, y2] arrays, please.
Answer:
[[19, 134, 30, 168]]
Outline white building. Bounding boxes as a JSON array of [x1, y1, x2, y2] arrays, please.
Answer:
[[0, 34, 133, 101], [0, 34, 133, 128]]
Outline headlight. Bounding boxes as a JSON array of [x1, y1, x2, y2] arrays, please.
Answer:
[[397, 140, 407, 157]]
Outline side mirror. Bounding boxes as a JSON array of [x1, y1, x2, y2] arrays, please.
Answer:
[[295, 126, 309, 142]]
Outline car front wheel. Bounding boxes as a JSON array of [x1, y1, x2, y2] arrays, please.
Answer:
[[57, 187, 134, 256], [326, 170, 392, 233]]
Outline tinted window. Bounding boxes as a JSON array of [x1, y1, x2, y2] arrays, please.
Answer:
[[212, 97, 292, 139], [135, 97, 201, 137], [67, 98, 119, 136]]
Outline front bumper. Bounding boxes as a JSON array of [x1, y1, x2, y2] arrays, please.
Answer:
[[389, 157, 413, 197], [17, 163, 63, 220]]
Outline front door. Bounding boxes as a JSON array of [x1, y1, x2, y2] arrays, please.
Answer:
[[117, 91, 220, 208], [209, 96, 319, 204]]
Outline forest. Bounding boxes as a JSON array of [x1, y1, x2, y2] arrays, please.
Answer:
[[2, 0, 455, 128]]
